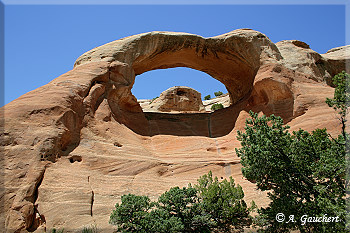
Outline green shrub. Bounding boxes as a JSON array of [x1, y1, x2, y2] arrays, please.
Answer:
[[211, 103, 224, 111], [82, 223, 98, 233], [110, 194, 153, 232], [150, 96, 158, 103], [50, 229, 64, 233], [195, 171, 255, 232], [109, 171, 254, 233], [204, 95, 211, 100], [214, 91, 223, 97]]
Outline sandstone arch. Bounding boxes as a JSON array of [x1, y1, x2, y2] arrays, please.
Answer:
[[2, 29, 348, 231], [75, 30, 282, 105], [73, 30, 283, 135]]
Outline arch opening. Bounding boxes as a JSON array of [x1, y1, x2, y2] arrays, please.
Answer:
[[131, 67, 230, 113], [114, 64, 251, 137], [131, 44, 257, 104]]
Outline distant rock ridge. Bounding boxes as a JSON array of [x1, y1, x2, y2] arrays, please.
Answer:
[[1, 29, 349, 232], [139, 90, 230, 113]]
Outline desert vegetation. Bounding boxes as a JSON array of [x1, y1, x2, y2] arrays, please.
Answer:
[[203, 91, 224, 101], [48, 223, 98, 233], [110, 171, 255, 232], [237, 72, 348, 232], [214, 91, 223, 97], [204, 95, 211, 100], [150, 96, 159, 103], [211, 103, 224, 111]]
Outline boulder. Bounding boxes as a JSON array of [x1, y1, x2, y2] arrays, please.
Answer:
[[145, 86, 205, 112]]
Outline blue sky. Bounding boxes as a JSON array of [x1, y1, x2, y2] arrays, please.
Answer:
[[2, 3, 348, 106]]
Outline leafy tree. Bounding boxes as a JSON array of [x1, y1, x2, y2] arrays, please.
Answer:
[[157, 186, 213, 232], [326, 71, 349, 140], [204, 95, 211, 100], [325, 71, 350, 230], [109, 194, 154, 232], [236, 72, 349, 233], [214, 91, 223, 97], [143, 208, 184, 233], [110, 172, 254, 232], [211, 103, 224, 111], [236, 112, 346, 232], [195, 171, 255, 232]]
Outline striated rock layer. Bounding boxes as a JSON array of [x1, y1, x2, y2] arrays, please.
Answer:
[[1, 29, 349, 232]]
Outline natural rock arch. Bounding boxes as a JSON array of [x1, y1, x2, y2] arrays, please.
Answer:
[[75, 30, 282, 105], [2, 29, 348, 231], [74, 30, 283, 135]]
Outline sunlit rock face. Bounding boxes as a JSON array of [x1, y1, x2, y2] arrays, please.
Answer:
[[143, 86, 205, 113], [1, 29, 349, 232]]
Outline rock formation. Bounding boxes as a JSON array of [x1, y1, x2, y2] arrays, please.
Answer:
[[142, 86, 205, 113], [1, 29, 349, 232], [139, 90, 230, 113], [203, 93, 230, 111]]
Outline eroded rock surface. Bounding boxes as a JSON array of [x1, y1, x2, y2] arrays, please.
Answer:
[[140, 91, 230, 113], [143, 86, 205, 112], [1, 29, 349, 232]]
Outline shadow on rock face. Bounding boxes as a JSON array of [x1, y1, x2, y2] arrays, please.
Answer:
[[143, 104, 242, 138]]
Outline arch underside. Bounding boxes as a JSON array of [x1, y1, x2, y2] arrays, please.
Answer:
[[132, 48, 256, 104]]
